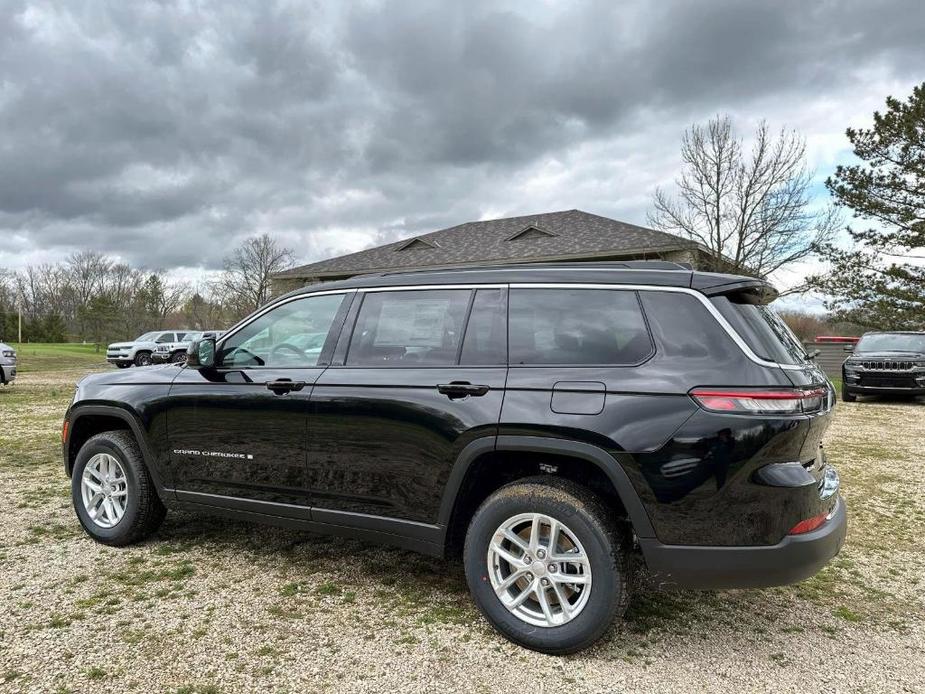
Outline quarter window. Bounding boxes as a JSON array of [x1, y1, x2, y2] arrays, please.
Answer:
[[347, 290, 471, 366], [509, 289, 652, 365], [218, 294, 347, 368]]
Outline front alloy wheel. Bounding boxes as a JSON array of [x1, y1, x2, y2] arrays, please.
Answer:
[[80, 453, 129, 528], [487, 512, 592, 627]]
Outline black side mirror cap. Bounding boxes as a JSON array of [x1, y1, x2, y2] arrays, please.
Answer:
[[186, 337, 216, 369], [843, 344, 854, 352]]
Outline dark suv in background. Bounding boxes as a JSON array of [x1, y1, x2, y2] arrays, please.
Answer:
[[841, 331, 925, 402], [63, 262, 845, 654]]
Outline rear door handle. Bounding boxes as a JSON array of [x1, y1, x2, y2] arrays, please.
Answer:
[[266, 379, 306, 395], [437, 381, 490, 399]]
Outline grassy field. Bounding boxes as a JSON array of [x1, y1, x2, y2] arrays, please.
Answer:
[[0, 366, 922, 692], [8, 343, 109, 373]]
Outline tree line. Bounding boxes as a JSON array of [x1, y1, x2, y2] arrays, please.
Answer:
[[0, 234, 293, 344], [651, 82, 924, 328]]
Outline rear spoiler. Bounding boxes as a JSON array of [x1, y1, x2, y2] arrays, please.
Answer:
[[693, 277, 778, 304]]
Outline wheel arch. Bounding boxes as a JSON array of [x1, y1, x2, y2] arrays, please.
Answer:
[[439, 435, 655, 556], [65, 405, 169, 496]]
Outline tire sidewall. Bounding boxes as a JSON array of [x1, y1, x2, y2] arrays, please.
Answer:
[[464, 485, 622, 653], [71, 436, 144, 543], [134, 352, 151, 367]]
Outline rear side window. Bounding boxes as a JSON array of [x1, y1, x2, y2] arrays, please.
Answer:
[[509, 288, 652, 365], [348, 289, 471, 366], [711, 294, 807, 365]]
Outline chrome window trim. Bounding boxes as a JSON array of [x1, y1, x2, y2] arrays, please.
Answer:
[[216, 282, 806, 372]]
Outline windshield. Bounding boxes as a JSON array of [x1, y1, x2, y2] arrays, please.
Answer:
[[855, 333, 925, 353], [711, 295, 808, 365], [135, 332, 158, 342]]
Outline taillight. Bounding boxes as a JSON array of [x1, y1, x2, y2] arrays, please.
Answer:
[[689, 387, 827, 415], [788, 511, 828, 535]]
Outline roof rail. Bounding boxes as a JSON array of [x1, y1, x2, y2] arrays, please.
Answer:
[[378, 260, 694, 277]]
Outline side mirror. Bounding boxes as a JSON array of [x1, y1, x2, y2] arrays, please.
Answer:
[[843, 344, 854, 353], [186, 337, 216, 369]]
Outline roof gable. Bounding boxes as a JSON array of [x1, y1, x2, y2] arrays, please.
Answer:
[[506, 225, 558, 241], [394, 237, 438, 251]]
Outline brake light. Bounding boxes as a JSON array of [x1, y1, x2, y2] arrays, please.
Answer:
[[690, 387, 827, 415], [788, 511, 828, 535]]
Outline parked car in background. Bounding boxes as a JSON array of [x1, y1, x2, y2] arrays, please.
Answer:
[[65, 262, 844, 654], [841, 331, 925, 401], [0, 342, 16, 384], [151, 331, 225, 364], [106, 331, 190, 368]]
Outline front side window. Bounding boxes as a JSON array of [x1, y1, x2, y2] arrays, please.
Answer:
[[509, 288, 653, 365], [347, 289, 471, 366], [218, 293, 347, 368]]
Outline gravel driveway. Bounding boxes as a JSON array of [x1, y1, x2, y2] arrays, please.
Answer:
[[1, 369, 923, 693]]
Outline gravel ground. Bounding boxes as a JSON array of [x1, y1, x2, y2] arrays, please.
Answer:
[[1, 369, 923, 693]]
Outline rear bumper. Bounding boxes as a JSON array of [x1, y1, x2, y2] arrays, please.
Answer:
[[150, 352, 174, 363], [639, 496, 847, 589]]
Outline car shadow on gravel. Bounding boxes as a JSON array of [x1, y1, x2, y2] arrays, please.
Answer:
[[145, 511, 770, 655]]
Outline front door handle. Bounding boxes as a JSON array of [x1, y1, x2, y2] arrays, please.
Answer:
[[266, 379, 306, 395], [437, 381, 490, 399]]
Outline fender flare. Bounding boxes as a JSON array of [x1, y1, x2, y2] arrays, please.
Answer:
[[65, 404, 171, 498], [437, 435, 655, 539]]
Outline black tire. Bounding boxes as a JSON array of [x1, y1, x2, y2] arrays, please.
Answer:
[[134, 351, 152, 367], [464, 477, 631, 655], [171, 351, 187, 364], [115, 362, 132, 369], [841, 384, 857, 402], [71, 431, 166, 546]]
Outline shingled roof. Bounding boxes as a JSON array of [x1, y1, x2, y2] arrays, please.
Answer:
[[277, 209, 698, 280]]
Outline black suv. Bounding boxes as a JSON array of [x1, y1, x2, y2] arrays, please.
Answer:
[[63, 262, 845, 654], [841, 331, 925, 402]]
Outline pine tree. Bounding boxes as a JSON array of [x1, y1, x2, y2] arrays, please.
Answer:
[[810, 83, 925, 328]]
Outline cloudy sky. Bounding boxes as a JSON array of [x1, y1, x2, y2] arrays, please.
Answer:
[[1, 0, 923, 291]]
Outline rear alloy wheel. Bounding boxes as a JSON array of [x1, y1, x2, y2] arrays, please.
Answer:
[[465, 477, 630, 654], [171, 351, 187, 364], [134, 351, 152, 367]]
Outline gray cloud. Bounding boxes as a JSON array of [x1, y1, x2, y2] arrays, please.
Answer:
[[1, 0, 923, 279]]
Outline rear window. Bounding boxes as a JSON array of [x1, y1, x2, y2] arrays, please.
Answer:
[[711, 294, 807, 365], [509, 288, 652, 365]]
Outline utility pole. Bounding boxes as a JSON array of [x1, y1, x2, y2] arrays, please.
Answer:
[[17, 298, 22, 343]]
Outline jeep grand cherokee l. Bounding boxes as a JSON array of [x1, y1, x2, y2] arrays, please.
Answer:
[[63, 262, 845, 654], [841, 331, 925, 401]]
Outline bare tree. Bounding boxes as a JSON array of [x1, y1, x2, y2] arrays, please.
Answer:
[[649, 115, 839, 280], [213, 234, 294, 315]]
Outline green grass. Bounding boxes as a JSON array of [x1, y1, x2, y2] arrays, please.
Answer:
[[8, 343, 108, 373]]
